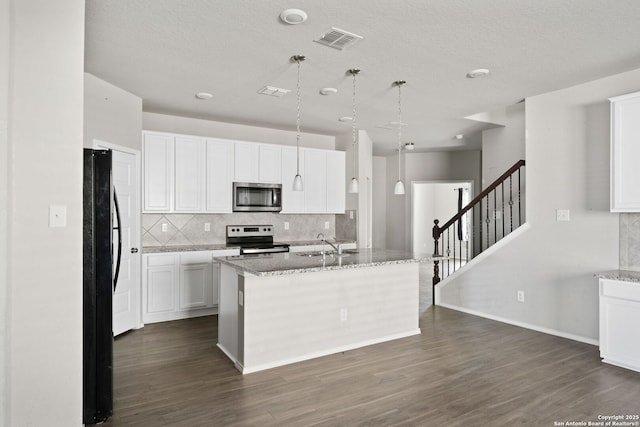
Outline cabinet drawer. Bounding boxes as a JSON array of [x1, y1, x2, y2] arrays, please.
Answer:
[[146, 253, 176, 267], [181, 251, 213, 264], [601, 279, 640, 302]]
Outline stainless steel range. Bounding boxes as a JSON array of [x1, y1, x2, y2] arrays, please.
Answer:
[[226, 225, 289, 255]]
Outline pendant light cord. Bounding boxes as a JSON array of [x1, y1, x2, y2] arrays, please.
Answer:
[[351, 69, 358, 179], [397, 82, 402, 181], [296, 58, 302, 175]]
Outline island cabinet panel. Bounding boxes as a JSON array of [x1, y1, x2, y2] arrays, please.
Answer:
[[218, 260, 421, 374], [610, 91, 640, 211], [599, 279, 640, 372]]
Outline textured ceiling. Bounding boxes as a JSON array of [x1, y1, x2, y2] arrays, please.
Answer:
[[85, 0, 640, 155]]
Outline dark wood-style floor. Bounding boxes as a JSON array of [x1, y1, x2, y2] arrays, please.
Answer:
[[104, 307, 640, 427]]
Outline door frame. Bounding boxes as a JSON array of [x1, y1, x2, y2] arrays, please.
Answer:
[[92, 139, 143, 331], [410, 180, 474, 258]]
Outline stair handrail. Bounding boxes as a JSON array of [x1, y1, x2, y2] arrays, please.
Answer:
[[431, 159, 525, 304], [432, 159, 526, 244]]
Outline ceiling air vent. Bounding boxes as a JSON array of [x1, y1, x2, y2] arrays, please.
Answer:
[[257, 86, 290, 97], [314, 27, 363, 50]]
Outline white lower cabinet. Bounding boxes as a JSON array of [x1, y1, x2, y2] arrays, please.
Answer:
[[599, 278, 640, 372], [143, 249, 239, 323]]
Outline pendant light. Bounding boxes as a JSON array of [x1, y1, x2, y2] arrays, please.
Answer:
[[347, 68, 360, 194], [292, 55, 306, 191], [393, 80, 406, 195]]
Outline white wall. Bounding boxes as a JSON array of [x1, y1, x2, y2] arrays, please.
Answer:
[[412, 182, 472, 257], [143, 112, 335, 150], [357, 131, 373, 248], [84, 73, 143, 150], [438, 69, 640, 343], [482, 102, 525, 187], [3, 1, 85, 425], [385, 150, 481, 251], [0, 0, 9, 419]]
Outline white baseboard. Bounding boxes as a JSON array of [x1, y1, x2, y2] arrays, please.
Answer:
[[437, 302, 599, 346]]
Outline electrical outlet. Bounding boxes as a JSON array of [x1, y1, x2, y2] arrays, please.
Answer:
[[324, 221, 330, 229], [161, 223, 168, 232], [340, 308, 348, 322], [517, 290, 525, 303], [349, 210, 354, 219], [494, 210, 502, 220], [284, 221, 289, 230], [204, 222, 211, 232]]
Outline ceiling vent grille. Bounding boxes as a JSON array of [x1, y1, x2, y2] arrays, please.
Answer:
[[257, 86, 290, 97], [314, 27, 363, 50]]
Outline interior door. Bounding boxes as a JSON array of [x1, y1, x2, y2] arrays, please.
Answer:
[[97, 142, 141, 336]]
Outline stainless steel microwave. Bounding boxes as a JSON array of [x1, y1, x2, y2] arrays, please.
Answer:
[[232, 182, 282, 212]]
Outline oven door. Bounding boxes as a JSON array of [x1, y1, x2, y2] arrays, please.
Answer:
[[233, 182, 282, 212]]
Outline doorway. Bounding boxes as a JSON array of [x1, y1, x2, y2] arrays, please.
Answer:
[[94, 140, 142, 336], [411, 181, 473, 258]]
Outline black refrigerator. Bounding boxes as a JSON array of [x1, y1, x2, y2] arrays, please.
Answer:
[[83, 148, 121, 424]]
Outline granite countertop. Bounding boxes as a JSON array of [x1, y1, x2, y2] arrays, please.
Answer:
[[596, 270, 640, 283], [143, 244, 238, 253], [142, 240, 357, 254], [215, 248, 427, 277]]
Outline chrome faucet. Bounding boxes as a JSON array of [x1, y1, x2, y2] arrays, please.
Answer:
[[316, 233, 342, 255]]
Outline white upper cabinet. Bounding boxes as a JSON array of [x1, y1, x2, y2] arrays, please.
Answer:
[[174, 135, 205, 212], [143, 131, 344, 214], [610, 91, 640, 212], [259, 144, 282, 183], [234, 142, 259, 182], [304, 149, 327, 213], [281, 147, 305, 213], [326, 150, 346, 213], [143, 132, 173, 212], [206, 138, 234, 213]]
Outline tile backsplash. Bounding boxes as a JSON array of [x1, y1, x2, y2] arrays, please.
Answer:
[[620, 213, 640, 271], [142, 212, 356, 247]]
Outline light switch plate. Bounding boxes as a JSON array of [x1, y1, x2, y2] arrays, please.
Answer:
[[324, 221, 330, 229], [49, 205, 67, 228], [556, 209, 570, 222]]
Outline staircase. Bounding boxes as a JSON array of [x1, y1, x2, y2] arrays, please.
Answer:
[[431, 160, 526, 303]]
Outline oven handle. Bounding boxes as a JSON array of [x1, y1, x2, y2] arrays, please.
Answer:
[[241, 247, 289, 255]]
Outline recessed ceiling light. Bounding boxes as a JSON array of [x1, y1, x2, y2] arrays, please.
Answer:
[[339, 116, 353, 122], [466, 69, 490, 78], [455, 134, 464, 140], [280, 9, 308, 25], [404, 142, 415, 150], [320, 87, 338, 96], [195, 92, 213, 100]]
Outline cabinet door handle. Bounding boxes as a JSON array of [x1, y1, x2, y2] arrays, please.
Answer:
[[131, 248, 139, 254]]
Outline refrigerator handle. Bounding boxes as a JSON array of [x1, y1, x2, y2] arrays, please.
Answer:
[[113, 189, 123, 291]]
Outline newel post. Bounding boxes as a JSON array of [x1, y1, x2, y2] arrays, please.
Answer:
[[432, 219, 441, 305]]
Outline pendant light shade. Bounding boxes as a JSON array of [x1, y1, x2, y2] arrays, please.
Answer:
[[347, 68, 360, 194], [393, 80, 406, 196], [292, 55, 306, 191], [348, 177, 359, 193]]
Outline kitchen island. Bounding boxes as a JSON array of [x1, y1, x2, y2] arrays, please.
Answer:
[[215, 249, 423, 374]]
